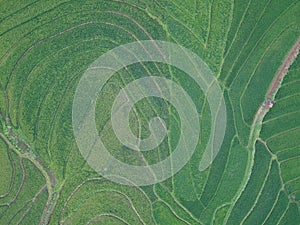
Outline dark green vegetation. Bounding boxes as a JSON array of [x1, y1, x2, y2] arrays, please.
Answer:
[[0, 0, 299, 224]]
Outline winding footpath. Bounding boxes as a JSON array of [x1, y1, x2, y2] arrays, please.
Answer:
[[0, 119, 59, 225], [248, 37, 300, 149]]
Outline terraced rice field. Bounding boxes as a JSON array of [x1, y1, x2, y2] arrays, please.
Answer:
[[0, 0, 299, 224]]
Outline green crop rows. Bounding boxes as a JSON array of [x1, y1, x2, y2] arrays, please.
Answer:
[[259, 54, 300, 224], [0, 0, 299, 224]]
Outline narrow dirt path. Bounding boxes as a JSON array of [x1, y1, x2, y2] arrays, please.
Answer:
[[0, 128, 59, 225], [266, 38, 300, 99], [248, 37, 300, 148]]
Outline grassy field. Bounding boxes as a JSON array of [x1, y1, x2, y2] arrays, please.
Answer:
[[0, 0, 299, 224]]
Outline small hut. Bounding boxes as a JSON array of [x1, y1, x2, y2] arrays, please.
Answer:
[[265, 99, 274, 108]]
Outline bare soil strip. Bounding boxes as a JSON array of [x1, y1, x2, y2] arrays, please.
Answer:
[[248, 37, 300, 148], [267, 38, 300, 99]]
